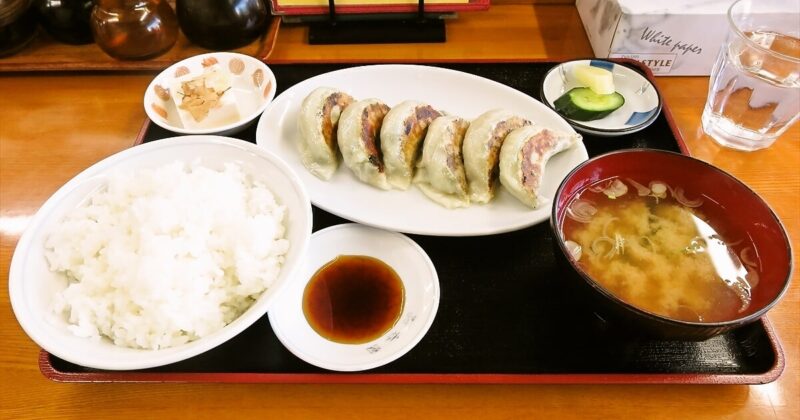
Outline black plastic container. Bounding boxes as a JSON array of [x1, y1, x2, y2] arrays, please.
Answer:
[[176, 0, 268, 50], [0, 0, 38, 57], [35, 0, 94, 44]]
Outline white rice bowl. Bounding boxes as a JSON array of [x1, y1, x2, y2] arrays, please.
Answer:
[[45, 161, 289, 350], [9, 136, 312, 370]]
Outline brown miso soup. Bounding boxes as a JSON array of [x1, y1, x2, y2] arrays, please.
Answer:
[[560, 177, 760, 323], [303, 255, 405, 344]]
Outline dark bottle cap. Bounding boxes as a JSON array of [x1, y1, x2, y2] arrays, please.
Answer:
[[36, 0, 95, 45]]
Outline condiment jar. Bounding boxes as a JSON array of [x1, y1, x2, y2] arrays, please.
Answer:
[[90, 0, 178, 60], [0, 0, 38, 57], [176, 0, 268, 50], [36, 0, 95, 45]]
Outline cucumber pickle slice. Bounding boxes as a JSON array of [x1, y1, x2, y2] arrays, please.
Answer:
[[553, 87, 625, 121]]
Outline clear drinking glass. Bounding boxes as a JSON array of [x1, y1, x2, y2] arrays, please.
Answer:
[[701, 0, 800, 151]]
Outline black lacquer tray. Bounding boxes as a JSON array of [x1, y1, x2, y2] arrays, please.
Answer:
[[41, 60, 783, 384]]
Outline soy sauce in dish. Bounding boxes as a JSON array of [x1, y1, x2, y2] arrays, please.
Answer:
[[303, 255, 405, 344]]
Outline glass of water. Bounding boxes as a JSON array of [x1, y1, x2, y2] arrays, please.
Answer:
[[702, 0, 800, 152]]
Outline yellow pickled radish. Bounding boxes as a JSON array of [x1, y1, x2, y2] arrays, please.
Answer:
[[573, 65, 615, 95]]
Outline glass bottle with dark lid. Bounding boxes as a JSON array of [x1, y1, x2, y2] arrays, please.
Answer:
[[90, 0, 178, 60], [0, 0, 38, 57]]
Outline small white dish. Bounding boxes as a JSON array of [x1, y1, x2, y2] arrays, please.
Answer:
[[9, 136, 312, 370], [540, 59, 662, 137], [268, 223, 440, 372], [144, 52, 276, 136]]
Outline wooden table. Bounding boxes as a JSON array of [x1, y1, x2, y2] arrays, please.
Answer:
[[1, 5, 798, 418]]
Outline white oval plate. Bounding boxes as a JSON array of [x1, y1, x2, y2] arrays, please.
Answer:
[[268, 223, 439, 372], [144, 52, 276, 136], [540, 59, 662, 137], [255, 64, 588, 237], [9, 136, 312, 370]]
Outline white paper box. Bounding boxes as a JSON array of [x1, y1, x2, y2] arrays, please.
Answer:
[[575, 0, 799, 76]]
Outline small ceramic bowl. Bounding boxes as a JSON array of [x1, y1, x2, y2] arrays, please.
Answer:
[[549, 149, 792, 340], [144, 52, 276, 136], [268, 223, 440, 371], [540, 59, 662, 137], [9, 136, 312, 370]]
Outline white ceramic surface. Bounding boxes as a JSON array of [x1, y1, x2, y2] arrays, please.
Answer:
[[144, 52, 276, 135], [9, 136, 312, 370], [255, 64, 588, 236], [541, 59, 662, 137], [268, 224, 439, 372]]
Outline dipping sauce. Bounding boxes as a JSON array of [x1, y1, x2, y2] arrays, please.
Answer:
[[561, 177, 760, 323], [303, 255, 405, 344]]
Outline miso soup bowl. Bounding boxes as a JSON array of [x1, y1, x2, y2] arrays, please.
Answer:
[[549, 149, 793, 341]]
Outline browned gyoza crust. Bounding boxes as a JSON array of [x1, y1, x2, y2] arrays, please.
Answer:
[[447, 118, 470, 193], [360, 103, 391, 172], [401, 105, 441, 165], [413, 115, 472, 208], [499, 124, 578, 209], [485, 116, 531, 193], [520, 129, 558, 194], [321, 92, 354, 150]]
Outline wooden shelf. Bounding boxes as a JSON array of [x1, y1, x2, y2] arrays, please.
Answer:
[[0, 17, 280, 72]]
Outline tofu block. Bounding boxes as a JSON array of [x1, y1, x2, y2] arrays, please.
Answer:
[[171, 67, 243, 129]]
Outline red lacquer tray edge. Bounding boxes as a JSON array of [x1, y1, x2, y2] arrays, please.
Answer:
[[39, 59, 780, 385], [38, 315, 785, 384]]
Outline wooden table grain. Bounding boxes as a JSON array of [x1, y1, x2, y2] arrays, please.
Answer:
[[1, 5, 798, 419]]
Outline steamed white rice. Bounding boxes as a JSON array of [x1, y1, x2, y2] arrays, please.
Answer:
[[44, 160, 289, 350]]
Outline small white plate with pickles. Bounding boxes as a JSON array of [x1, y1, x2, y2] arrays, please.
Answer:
[[540, 59, 662, 137]]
